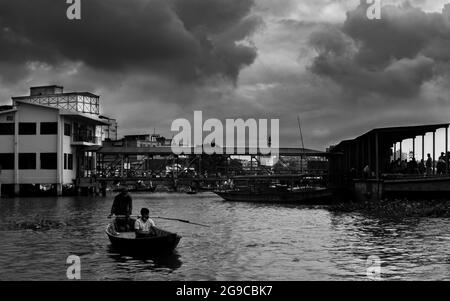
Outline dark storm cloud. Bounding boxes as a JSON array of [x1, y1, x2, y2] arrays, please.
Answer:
[[309, 1, 450, 98], [0, 0, 261, 83]]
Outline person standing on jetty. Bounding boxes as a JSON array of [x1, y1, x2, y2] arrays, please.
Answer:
[[109, 187, 133, 231], [426, 154, 433, 175]]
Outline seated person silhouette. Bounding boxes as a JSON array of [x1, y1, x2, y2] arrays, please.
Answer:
[[134, 208, 156, 238]]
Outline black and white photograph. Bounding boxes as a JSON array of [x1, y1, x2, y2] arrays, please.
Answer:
[[0, 0, 449, 285]]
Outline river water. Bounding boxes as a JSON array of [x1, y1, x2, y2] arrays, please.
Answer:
[[0, 192, 448, 280]]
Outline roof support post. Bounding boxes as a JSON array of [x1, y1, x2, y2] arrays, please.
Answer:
[[394, 143, 396, 161], [361, 140, 365, 171], [375, 133, 379, 180], [446, 126, 449, 174], [412, 137, 415, 160], [356, 141, 360, 176], [422, 135, 425, 161], [433, 131, 436, 175], [400, 140, 403, 161]]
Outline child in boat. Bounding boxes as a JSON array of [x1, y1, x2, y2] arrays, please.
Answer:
[[135, 208, 156, 238]]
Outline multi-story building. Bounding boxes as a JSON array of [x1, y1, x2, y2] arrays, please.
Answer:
[[99, 115, 118, 141], [0, 85, 111, 196]]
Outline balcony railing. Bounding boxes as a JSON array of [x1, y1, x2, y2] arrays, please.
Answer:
[[72, 134, 101, 145]]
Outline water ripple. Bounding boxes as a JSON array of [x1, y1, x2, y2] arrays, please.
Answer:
[[0, 193, 448, 280]]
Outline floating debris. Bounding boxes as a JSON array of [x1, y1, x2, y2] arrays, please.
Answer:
[[1, 218, 68, 231], [330, 199, 450, 218]]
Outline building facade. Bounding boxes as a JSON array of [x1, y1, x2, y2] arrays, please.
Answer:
[[0, 85, 110, 196], [100, 115, 118, 141]]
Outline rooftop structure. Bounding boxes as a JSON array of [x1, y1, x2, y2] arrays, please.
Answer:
[[12, 85, 100, 115]]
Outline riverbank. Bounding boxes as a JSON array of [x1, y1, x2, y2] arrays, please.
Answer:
[[330, 199, 450, 218]]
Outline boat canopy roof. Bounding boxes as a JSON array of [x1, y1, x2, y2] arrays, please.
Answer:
[[333, 123, 450, 150], [328, 122, 450, 183]]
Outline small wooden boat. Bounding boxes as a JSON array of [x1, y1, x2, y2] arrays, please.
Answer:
[[106, 218, 181, 254]]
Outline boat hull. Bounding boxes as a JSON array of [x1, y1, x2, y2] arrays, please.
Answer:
[[215, 188, 332, 204], [106, 223, 181, 255], [354, 176, 450, 201]]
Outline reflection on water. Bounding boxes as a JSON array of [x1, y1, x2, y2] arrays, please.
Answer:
[[107, 248, 183, 274], [0, 192, 448, 280]]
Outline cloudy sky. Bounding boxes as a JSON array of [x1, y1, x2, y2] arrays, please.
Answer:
[[1, 0, 450, 150]]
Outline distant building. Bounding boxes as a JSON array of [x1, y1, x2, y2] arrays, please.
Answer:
[[123, 133, 172, 148], [122, 133, 172, 162], [0, 85, 111, 196], [99, 115, 118, 141]]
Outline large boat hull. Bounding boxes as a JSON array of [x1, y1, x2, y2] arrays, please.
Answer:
[[215, 188, 332, 204], [354, 176, 450, 201]]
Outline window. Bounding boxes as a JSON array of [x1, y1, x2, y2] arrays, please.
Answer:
[[0, 123, 14, 135], [0, 153, 14, 170], [64, 153, 74, 170], [19, 153, 36, 170], [64, 123, 71, 136], [40, 153, 57, 170], [19, 123, 36, 135], [68, 154, 73, 170], [40, 122, 58, 135]]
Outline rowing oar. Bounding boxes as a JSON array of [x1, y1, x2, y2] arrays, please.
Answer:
[[109, 215, 211, 228], [151, 216, 210, 228]]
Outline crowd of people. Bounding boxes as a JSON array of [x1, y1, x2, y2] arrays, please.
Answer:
[[387, 152, 449, 175]]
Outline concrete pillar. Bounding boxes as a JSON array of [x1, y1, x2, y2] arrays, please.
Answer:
[[14, 184, 20, 195], [56, 183, 63, 196], [14, 108, 19, 195], [56, 115, 63, 196]]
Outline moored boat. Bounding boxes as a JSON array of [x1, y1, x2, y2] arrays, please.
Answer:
[[215, 174, 332, 204], [215, 187, 332, 204], [106, 218, 181, 254]]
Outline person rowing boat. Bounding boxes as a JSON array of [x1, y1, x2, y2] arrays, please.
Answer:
[[108, 187, 133, 231]]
